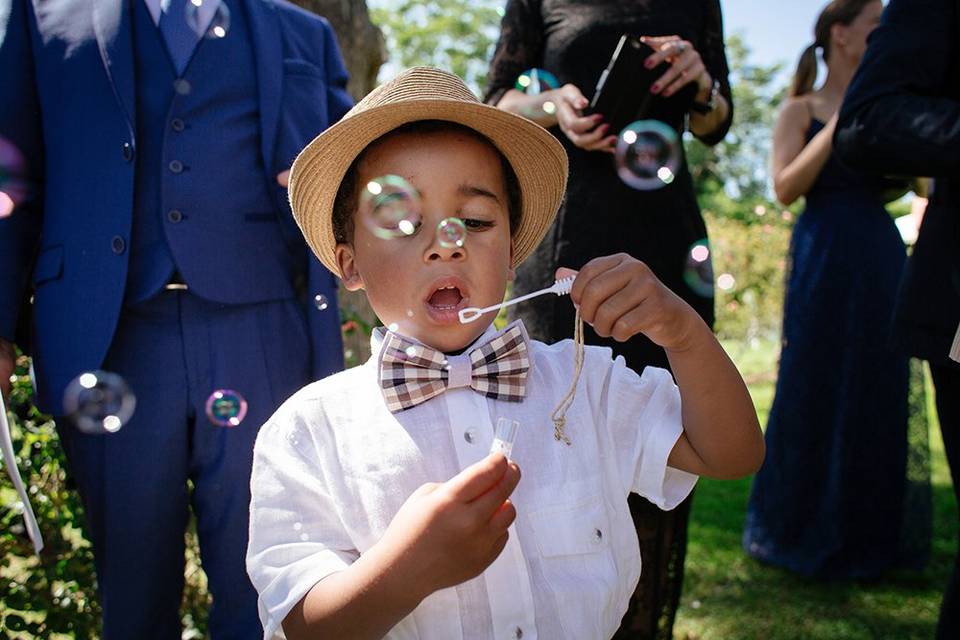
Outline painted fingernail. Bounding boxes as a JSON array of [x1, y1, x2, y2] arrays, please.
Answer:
[[651, 84, 661, 93], [645, 59, 655, 69]]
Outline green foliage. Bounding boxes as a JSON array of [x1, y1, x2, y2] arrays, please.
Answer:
[[0, 352, 210, 639], [686, 33, 785, 208], [370, 0, 504, 93]]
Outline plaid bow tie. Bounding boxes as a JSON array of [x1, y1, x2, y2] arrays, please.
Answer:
[[379, 322, 530, 412]]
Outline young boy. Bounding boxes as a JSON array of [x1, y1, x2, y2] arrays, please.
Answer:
[[246, 66, 764, 640]]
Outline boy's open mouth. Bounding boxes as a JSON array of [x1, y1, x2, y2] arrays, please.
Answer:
[[427, 285, 464, 310]]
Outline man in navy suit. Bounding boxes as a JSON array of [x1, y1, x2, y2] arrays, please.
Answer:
[[0, 0, 349, 636], [835, 0, 959, 637]]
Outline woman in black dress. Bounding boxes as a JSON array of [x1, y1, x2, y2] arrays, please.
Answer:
[[485, 2, 733, 637]]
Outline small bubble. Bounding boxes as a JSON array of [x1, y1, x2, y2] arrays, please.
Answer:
[[615, 120, 681, 191], [515, 69, 561, 118], [361, 175, 422, 240], [186, 0, 231, 39], [387, 322, 400, 333], [404, 346, 417, 358], [436, 217, 467, 249], [204, 389, 248, 427], [683, 239, 714, 298], [293, 522, 303, 531], [173, 79, 192, 95], [754, 205, 767, 216], [299, 533, 309, 542], [314, 294, 329, 311], [63, 370, 137, 435]]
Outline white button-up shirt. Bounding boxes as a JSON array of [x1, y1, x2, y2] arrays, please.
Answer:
[[247, 322, 698, 640]]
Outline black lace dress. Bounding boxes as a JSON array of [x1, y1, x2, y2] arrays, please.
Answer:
[[484, 2, 733, 638]]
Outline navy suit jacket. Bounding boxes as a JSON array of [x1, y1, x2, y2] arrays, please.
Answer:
[[0, 0, 351, 412], [835, 0, 960, 368]]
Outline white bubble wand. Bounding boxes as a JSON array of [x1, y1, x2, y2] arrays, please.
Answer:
[[0, 394, 44, 554], [458, 276, 575, 324]]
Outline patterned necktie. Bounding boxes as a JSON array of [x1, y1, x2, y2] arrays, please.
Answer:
[[379, 322, 530, 412], [158, 0, 204, 75]]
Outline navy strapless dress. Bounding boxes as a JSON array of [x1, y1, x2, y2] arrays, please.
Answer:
[[743, 120, 912, 578]]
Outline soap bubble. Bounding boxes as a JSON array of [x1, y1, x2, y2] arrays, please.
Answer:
[[436, 217, 467, 249], [205, 389, 248, 427], [361, 175, 422, 240], [186, 0, 231, 39], [615, 120, 681, 191], [314, 294, 329, 311], [683, 239, 714, 298], [515, 69, 561, 118], [63, 371, 137, 435]]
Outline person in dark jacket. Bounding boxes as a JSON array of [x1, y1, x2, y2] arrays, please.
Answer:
[[835, 0, 960, 636]]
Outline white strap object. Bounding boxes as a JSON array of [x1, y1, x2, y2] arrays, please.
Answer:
[[0, 394, 44, 554], [950, 320, 960, 363], [458, 276, 574, 324]]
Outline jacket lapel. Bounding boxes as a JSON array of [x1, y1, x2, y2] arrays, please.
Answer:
[[244, 0, 282, 174], [92, 0, 137, 138]]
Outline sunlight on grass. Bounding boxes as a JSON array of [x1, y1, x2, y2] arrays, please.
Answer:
[[674, 342, 957, 640]]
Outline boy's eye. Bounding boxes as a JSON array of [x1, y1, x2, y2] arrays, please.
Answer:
[[462, 218, 495, 230]]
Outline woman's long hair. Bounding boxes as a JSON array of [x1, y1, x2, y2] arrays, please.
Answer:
[[789, 0, 875, 96]]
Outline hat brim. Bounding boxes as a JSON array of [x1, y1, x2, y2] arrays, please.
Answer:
[[288, 98, 568, 277]]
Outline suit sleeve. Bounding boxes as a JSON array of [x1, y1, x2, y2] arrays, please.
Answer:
[[0, 0, 45, 343], [304, 16, 349, 380], [835, 0, 960, 177]]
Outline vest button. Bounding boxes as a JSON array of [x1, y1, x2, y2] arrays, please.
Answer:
[[121, 142, 134, 162], [170, 118, 185, 132], [168, 160, 184, 174], [111, 236, 126, 255], [167, 209, 183, 223]]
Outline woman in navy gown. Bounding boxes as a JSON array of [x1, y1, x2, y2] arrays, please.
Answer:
[[743, 0, 917, 578]]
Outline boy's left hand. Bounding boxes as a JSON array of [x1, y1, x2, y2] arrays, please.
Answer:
[[558, 253, 702, 350]]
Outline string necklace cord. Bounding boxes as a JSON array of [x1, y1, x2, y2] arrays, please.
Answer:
[[551, 309, 583, 445]]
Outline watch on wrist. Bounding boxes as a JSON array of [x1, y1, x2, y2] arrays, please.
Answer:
[[690, 78, 720, 115]]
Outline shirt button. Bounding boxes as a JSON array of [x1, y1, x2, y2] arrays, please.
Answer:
[[514, 627, 523, 639], [167, 209, 183, 223], [111, 236, 126, 255], [121, 142, 134, 162], [168, 160, 184, 174], [170, 118, 185, 132], [463, 428, 476, 444]]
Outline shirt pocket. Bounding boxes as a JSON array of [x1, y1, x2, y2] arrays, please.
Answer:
[[527, 484, 620, 638]]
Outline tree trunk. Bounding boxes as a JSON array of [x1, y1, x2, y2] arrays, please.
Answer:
[[290, 0, 386, 362], [292, 0, 386, 100]]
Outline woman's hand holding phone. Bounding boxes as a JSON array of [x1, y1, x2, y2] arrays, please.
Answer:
[[555, 84, 618, 153]]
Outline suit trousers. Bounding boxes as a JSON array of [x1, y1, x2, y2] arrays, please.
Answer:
[[931, 363, 960, 640], [56, 289, 312, 639]]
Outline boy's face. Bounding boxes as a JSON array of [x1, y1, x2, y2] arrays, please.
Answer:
[[335, 128, 515, 353]]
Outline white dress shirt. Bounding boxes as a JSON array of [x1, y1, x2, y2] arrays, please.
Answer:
[[247, 321, 698, 640]]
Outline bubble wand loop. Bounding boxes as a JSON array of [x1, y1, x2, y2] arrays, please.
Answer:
[[0, 394, 44, 554], [458, 276, 575, 324]]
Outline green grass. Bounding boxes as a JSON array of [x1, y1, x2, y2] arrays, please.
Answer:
[[673, 341, 958, 639]]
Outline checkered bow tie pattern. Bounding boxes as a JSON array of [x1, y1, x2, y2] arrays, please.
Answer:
[[379, 322, 531, 412]]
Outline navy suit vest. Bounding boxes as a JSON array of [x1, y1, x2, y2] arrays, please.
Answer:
[[127, 0, 290, 303]]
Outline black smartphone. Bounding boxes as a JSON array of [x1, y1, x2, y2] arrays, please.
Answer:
[[584, 34, 697, 135]]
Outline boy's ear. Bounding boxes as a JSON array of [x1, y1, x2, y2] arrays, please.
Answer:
[[335, 242, 365, 291]]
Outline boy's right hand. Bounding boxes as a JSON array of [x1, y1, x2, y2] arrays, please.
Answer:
[[377, 453, 520, 599]]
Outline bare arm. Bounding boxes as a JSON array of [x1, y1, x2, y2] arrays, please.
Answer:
[[561, 259, 764, 480], [282, 454, 520, 639], [771, 98, 834, 206]]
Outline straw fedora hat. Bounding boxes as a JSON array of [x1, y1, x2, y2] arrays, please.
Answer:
[[288, 66, 569, 276]]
